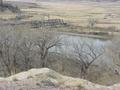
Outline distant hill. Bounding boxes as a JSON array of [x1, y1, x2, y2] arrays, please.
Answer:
[[36, 0, 120, 2], [5, 0, 120, 3]]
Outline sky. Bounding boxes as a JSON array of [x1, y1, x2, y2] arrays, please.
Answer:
[[4, 0, 34, 2]]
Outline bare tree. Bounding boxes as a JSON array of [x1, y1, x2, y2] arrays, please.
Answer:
[[0, 32, 22, 76], [0, 30, 62, 75], [35, 31, 61, 67], [107, 36, 120, 71], [0, 0, 3, 6], [19, 37, 34, 71], [74, 42, 103, 79]]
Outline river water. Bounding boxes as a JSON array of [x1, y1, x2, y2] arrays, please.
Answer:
[[52, 35, 111, 55]]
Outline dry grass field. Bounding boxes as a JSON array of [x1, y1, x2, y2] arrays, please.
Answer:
[[21, 2, 120, 28], [1, 1, 120, 37]]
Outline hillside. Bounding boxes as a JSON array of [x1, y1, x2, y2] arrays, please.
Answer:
[[0, 0, 120, 89], [0, 68, 119, 90], [36, 0, 120, 2], [5, 0, 120, 2]]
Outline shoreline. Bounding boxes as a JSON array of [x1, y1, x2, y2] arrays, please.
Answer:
[[57, 31, 114, 40]]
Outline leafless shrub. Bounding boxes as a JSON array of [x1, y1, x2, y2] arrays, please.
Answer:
[[87, 18, 97, 29]]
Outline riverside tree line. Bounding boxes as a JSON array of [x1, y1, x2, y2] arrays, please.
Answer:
[[0, 28, 119, 84]]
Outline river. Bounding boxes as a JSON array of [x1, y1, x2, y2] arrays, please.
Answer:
[[51, 34, 111, 55]]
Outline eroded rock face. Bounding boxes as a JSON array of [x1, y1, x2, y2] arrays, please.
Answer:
[[0, 68, 119, 90]]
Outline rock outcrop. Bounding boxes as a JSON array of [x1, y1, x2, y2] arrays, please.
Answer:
[[0, 68, 119, 90]]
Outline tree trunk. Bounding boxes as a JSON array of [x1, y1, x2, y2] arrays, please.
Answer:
[[41, 56, 48, 67], [40, 48, 48, 68]]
